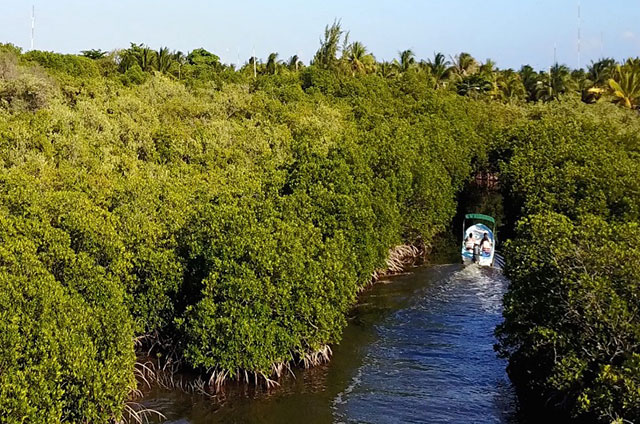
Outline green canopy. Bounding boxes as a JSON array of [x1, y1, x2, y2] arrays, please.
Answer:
[[464, 213, 495, 224]]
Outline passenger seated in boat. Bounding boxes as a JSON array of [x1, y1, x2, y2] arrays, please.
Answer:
[[464, 233, 476, 251], [480, 233, 492, 254]]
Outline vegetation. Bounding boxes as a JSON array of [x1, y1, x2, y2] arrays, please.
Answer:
[[496, 102, 640, 423], [0, 19, 639, 422]]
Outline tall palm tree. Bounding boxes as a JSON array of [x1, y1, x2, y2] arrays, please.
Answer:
[[287, 55, 302, 71], [519, 65, 540, 101], [345, 41, 375, 75], [172, 50, 187, 79], [450, 52, 479, 78], [587, 58, 616, 86], [609, 64, 640, 109], [266, 52, 279, 75], [394, 49, 416, 73], [426, 52, 450, 87], [156, 47, 173, 73], [479, 58, 497, 75], [120, 43, 156, 72], [495, 70, 526, 102], [535, 63, 575, 101]]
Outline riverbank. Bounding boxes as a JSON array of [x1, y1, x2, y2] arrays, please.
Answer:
[[140, 263, 518, 423], [129, 241, 432, 406]]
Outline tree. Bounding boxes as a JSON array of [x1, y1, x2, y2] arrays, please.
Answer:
[[426, 52, 450, 87], [156, 46, 173, 73], [609, 64, 640, 109], [172, 50, 187, 79], [494, 70, 526, 102], [187, 48, 220, 67], [287, 55, 302, 71], [394, 49, 416, 73], [377, 61, 397, 78], [120, 43, 156, 72], [266, 52, 280, 75], [587, 57, 616, 86], [450, 52, 479, 78], [456, 73, 492, 98], [81, 49, 107, 59], [344, 41, 375, 75], [313, 20, 343, 69], [535, 63, 575, 101], [519, 65, 540, 101]]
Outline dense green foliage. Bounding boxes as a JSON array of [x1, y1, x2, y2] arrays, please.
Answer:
[[496, 102, 640, 423], [0, 40, 507, 421], [0, 21, 638, 421]]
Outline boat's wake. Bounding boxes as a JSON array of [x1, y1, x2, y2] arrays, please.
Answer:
[[332, 264, 514, 424]]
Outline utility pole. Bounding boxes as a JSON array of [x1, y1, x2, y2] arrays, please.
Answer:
[[253, 46, 257, 78], [30, 5, 35, 50], [577, 1, 582, 69]]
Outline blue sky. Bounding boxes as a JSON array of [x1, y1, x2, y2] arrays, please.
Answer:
[[1, 1, 639, 71]]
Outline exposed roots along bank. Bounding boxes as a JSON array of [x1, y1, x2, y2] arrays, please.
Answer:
[[132, 243, 426, 398]]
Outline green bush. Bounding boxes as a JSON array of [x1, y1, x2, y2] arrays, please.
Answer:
[[0, 181, 135, 423], [496, 100, 640, 423], [498, 213, 640, 422]]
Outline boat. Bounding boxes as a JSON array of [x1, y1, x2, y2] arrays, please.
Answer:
[[461, 213, 496, 267]]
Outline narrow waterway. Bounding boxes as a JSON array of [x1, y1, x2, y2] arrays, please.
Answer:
[[143, 263, 519, 423]]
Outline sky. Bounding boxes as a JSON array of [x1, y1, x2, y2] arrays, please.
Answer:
[[1, 0, 639, 71]]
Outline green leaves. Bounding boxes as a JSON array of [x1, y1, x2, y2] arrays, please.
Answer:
[[0, 46, 502, 421], [497, 100, 640, 422]]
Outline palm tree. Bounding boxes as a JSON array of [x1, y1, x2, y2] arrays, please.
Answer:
[[156, 47, 173, 73], [266, 52, 280, 75], [139, 46, 156, 72], [625, 57, 640, 72], [426, 52, 450, 87], [287, 55, 302, 71], [394, 49, 416, 73], [519, 65, 540, 101], [377, 61, 397, 78], [495, 70, 526, 102], [609, 64, 640, 109], [456, 74, 492, 98], [587, 58, 616, 86], [120, 43, 156, 72], [172, 50, 187, 79], [345, 41, 375, 75], [535, 63, 575, 101], [479, 58, 497, 75], [450, 52, 479, 78]]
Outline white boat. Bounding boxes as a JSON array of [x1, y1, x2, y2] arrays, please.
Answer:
[[461, 213, 496, 267]]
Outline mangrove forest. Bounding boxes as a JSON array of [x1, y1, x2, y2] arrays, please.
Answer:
[[0, 21, 639, 423]]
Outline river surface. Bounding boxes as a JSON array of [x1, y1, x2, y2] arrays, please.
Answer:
[[143, 263, 520, 423]]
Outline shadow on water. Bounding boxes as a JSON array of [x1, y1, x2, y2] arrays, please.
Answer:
[[142, 263, 524, 424]]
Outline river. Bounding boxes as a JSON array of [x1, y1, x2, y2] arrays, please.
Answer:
[[142, 263, 520, 423]]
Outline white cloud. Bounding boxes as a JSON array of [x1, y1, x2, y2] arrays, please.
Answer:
[[622, 30, 635, 40]]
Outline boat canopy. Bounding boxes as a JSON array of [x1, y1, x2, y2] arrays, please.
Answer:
[[464, 213, 495, 225]]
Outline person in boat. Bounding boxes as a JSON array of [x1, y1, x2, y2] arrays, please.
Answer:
[[480, 232, 492, 254], [464, 233, 477, 251]]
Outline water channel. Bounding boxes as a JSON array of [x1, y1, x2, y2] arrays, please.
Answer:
[[143, 262, 521, 423]]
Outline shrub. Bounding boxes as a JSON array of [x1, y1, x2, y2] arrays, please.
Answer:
[[498, 213, 640, 423]]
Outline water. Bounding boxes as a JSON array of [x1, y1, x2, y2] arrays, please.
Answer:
[[142, 264, 519, 423]]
